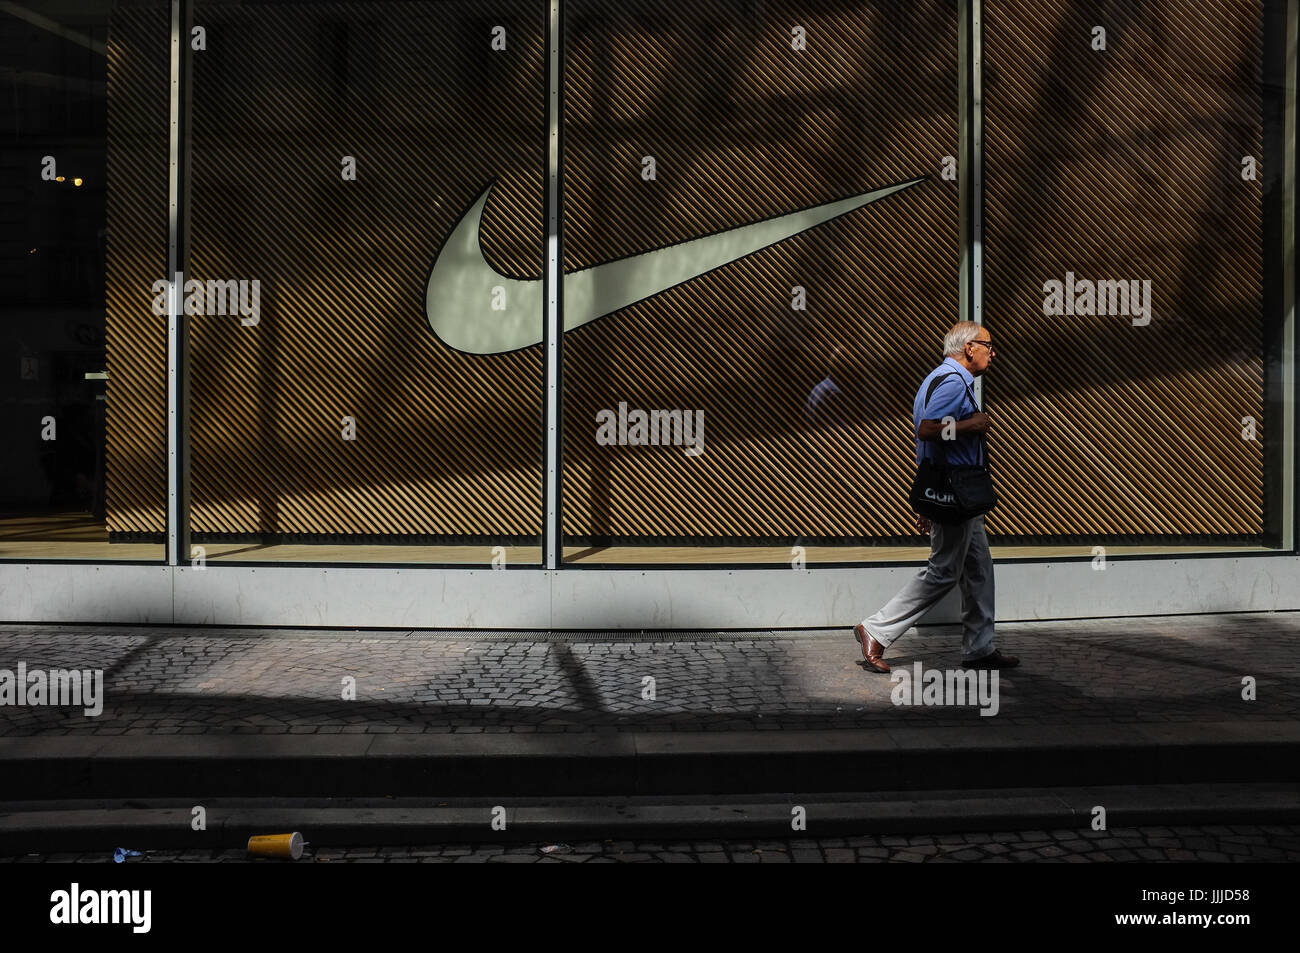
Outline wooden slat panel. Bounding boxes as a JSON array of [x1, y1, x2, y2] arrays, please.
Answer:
[[183, 1, 547, 536], [561, 0, 961, 539], [105, 0, 1266, 544], [982, 0, 1264, 537], [104, 4, 170, 536]]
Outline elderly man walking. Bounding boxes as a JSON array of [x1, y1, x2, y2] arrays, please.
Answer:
[[854, 321, 1019, 673]]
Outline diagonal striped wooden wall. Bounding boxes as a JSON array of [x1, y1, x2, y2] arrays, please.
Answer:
[[561, 0, 959, 541], [105, 0, 1268, 544], [183, 0, 547, 538], [105, 3, 169, 538], [982, 0, 1264, 538]]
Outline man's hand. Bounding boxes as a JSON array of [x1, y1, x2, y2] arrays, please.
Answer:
[[918, 412, 992, 441], [913, 513, 932, 534]]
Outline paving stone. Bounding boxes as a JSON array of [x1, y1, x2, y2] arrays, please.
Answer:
[[1246, 846, 1285, 859], [856, 848, 890, 859], [845, 836, 880, 847]]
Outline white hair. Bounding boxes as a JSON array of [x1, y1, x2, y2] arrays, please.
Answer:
[[943, 321, 983, 357]]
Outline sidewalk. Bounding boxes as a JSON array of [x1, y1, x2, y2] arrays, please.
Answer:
[[0, 608, 1294, 738], [1, 611, 1296, 736], [2, 612, 1298, 848]]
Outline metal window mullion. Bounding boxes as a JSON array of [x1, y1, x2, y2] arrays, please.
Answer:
[[167, 0, 191, 567], [958, 0, 971, 327], [544, 0, 562, 569], [1286, 0, 1297, 551], [958, 0, 985, 407], [972, 0, 984, 407]]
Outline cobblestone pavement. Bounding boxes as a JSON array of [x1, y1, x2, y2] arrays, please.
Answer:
[[3, 825, 1298, 863], [0, 612, 1295, 735]]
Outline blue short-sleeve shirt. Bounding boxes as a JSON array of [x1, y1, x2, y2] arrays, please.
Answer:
[[913, 357, 983, 466]]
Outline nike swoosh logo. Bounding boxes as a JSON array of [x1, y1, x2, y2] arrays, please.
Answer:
[[426, 175, 925, 354]]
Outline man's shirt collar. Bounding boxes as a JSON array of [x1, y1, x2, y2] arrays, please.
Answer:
[[941, 356, 974, 386]]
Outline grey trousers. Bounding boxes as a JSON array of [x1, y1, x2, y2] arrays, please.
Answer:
[[861, 514, 996, 662]]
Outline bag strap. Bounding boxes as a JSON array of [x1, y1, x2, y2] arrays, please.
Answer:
[[923, 371, 960, 408], [922, 371, 987, 466]]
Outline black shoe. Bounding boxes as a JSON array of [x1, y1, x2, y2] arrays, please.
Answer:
[[964, 649, 1019, 670]]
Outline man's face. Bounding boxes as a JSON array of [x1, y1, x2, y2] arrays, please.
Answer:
[[965, 330, 995, 376]]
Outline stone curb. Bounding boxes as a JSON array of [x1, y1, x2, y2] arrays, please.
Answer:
[[3, 722, 1298, 799], [2, 783, 1298, 853]]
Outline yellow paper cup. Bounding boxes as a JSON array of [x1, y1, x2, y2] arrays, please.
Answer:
[[247, 832, 304, 860]]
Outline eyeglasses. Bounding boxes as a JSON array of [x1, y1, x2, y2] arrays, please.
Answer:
[[969, 340, 996, 355]]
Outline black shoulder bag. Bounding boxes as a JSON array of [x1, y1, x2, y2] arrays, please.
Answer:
[[907, 373, 999, 524]]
